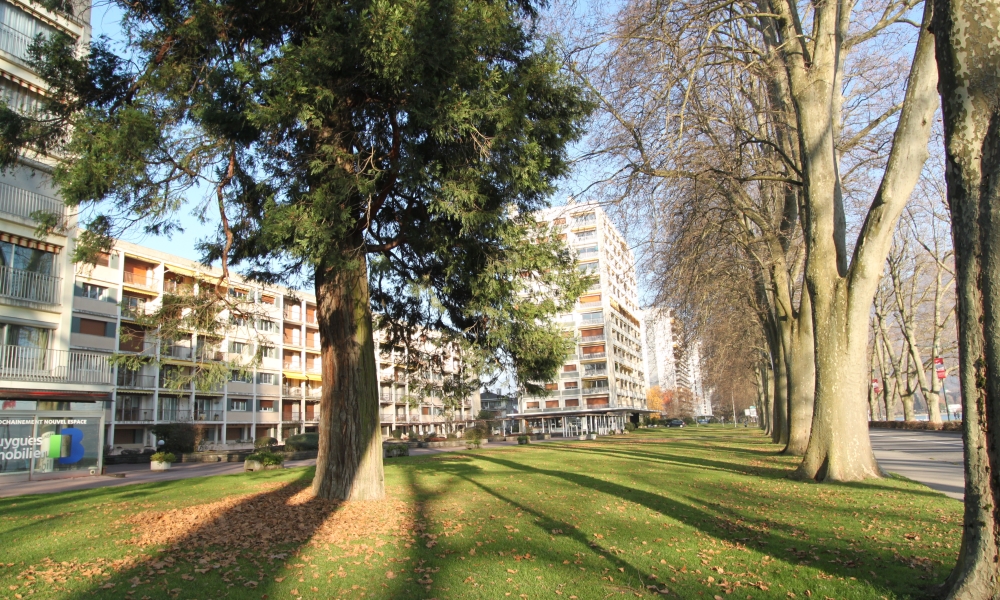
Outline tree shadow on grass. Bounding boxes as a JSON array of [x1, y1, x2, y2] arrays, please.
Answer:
[[546, 443, 795, 479], [470, 452, 949, 597], [382, 455, 668, 598], [15, 466, 415, 600]]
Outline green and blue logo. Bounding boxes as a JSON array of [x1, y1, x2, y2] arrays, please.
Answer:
[[46, 428, 85, 464]]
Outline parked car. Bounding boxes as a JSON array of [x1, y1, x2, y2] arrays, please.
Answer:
[[667, 419, 685, 428]]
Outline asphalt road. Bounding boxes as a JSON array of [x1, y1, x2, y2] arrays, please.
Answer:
[[870, 429, 965, 500]]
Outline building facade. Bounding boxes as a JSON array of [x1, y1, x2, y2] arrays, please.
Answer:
[[674, 339, 711, 416], [643, 307, 677, 392], [520, 203, 649, 435], [0, 0, 110, 479]]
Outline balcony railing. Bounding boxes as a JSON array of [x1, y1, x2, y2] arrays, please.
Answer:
[[583, 368, 609, 378], [123, 271, 159, 291], [158, 409, 192, 422], [116, 408, 154, 422], [582, 385, 610, 395], [0, 181, 67, 226], [578, 300, 602, 309], [117, 371, 156, 388], [579, 315, 604, 325], [580, 334, 605, 343], [560, 371, 579, 379], [0, 345, 112, 384], [163, 345, 192, 360], [282, 411, 302, 422], [283, 386, 303, 397], [193, 410, 224, 422], [581, 352, 607, 361], [196, 349, 224, 362], [0, 22, 33, 65], [562, 389, 581, 396], [306, 388, 322, 398], [0, 265, 61, 306]]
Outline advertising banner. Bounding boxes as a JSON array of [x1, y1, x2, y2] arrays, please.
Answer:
[[0, 412, 104, 479]]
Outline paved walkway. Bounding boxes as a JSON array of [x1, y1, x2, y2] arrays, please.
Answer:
[[870, 429, 965, 500], [0, 437, 566, 499]]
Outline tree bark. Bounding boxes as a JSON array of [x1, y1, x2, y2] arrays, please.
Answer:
[[771, 334, 789, 445], [312, 242, 386, 501], [784, 289, 815, 455], [933, 0, 1000, 591]]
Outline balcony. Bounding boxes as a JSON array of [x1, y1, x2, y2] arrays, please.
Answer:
[[580, 334, 605, 343], [196, 349, 225, 362], [560, 371, 579, 379], [117, 371, 156, 389], [579, 314, 604, 326], [0, 346, 112, 384], [283, 386, 303, 397], [580, 352, 607, 361], [562, 389, 581, 396], [193, 410, 224, 422], [0, 265, 61, 306], [578, 300, 602, 309], [0, 181, 67, 227], [158, 409, 192, 422], [583, 368, 609, 378], [582, 385, 610, 395], [122, 271, 159, 292], [282, 410, 302, 422], [116, 408, 154, 422], [0, 22, 33, 66], [163, 345, 192, 360], [306, 388, 322, 399]]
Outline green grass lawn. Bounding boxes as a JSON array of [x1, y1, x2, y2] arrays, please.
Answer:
[[0, 427, 962, 599]]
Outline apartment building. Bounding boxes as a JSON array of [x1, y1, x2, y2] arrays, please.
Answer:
[[674, 339, 711, 416], [520, 203, 650, 435], [0, 0, 108, 480], [643, 307, 677, 392], [68, 240, 480, 453]]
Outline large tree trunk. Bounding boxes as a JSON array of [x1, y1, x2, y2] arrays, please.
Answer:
[[796, 282, 884, 480], [934, 0, 1000, 591], [771, 337, 789, 445], [785, 290, 815, 455], [312, 245, 386, 501]]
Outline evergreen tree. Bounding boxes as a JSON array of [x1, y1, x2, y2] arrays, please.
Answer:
[[1, 0, 590, 500]]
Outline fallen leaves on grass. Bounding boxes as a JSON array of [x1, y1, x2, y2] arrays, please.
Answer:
[[123, 483, 415, 551]]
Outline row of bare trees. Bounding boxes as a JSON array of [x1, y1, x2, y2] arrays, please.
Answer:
[[550, 0, 1000, 592]]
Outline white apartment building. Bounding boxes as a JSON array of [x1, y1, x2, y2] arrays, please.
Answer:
[[643, 307, 677, 391], [675, 339, 711, 416], [520, 203, 650, 435], [0, 1, 110, 480]]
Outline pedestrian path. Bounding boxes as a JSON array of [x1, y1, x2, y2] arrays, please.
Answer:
[[0, 437, 568, 499]]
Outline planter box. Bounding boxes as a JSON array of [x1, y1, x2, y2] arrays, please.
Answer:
[[577, 435, 588, 440], [586, 433, 597, 440], [869, 420, 962, 432], [245, 460, 285, 472], [530, 434, 551, 441], [150, 461, 172, 471], [517, 438, 529, 445], [418, 440, 468, 449]]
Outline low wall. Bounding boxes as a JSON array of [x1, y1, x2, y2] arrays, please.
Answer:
[[869, 420, 962, 432], [107, 449, 319, 465]]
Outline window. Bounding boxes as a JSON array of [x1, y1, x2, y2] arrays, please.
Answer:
[[230, 399, 249, 411], [257, 319, 277, 332], [230, 370, 252, 383], [565, 382, 578, 389], [544, 382, 558, 391], [229, 341, 249, 354], [260, 294, 276, 305], [228, 288, 249, 300], [526, 401, 539, 409], [258, 399, 275, 412], [259, 345, 277, 359], [2, 323, 48, 348], [257, 372, 276, 385], [75, 282, 113, 301], [229, 315, 247, 327], [0, 241, 54, 275], [72, 317, 115, 338], [563, 364, 578, 372], [121, 294, 146, 317]]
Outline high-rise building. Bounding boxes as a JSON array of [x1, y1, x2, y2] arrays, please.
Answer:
[[643, 307, 677, 391], [519, 203, 649, 435], [674, 339, 711, 416], [0, 1, 111, 479]]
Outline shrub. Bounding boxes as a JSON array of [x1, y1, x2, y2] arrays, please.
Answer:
[[150, 452, 176, 463], [384, 443, 409, 458], [464, 427, 484, 448], [446, 432, 457, 439], [517, 435, 529, 444], [284, 433, 319, 451], [254, 436, 278, 449], [150, 423, 196, 454], [391, 429, 403, 440], [682, 417, 697, 425], [246, 450, 284, 466], [624, 422, 637, 432]]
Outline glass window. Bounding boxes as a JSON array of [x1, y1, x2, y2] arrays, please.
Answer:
[[259, 345, 277, 359], [230, 399, 249, 411], [3, 323, 49, 348], [257, 372, 276, 385], [0, 241, 54, 275]]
